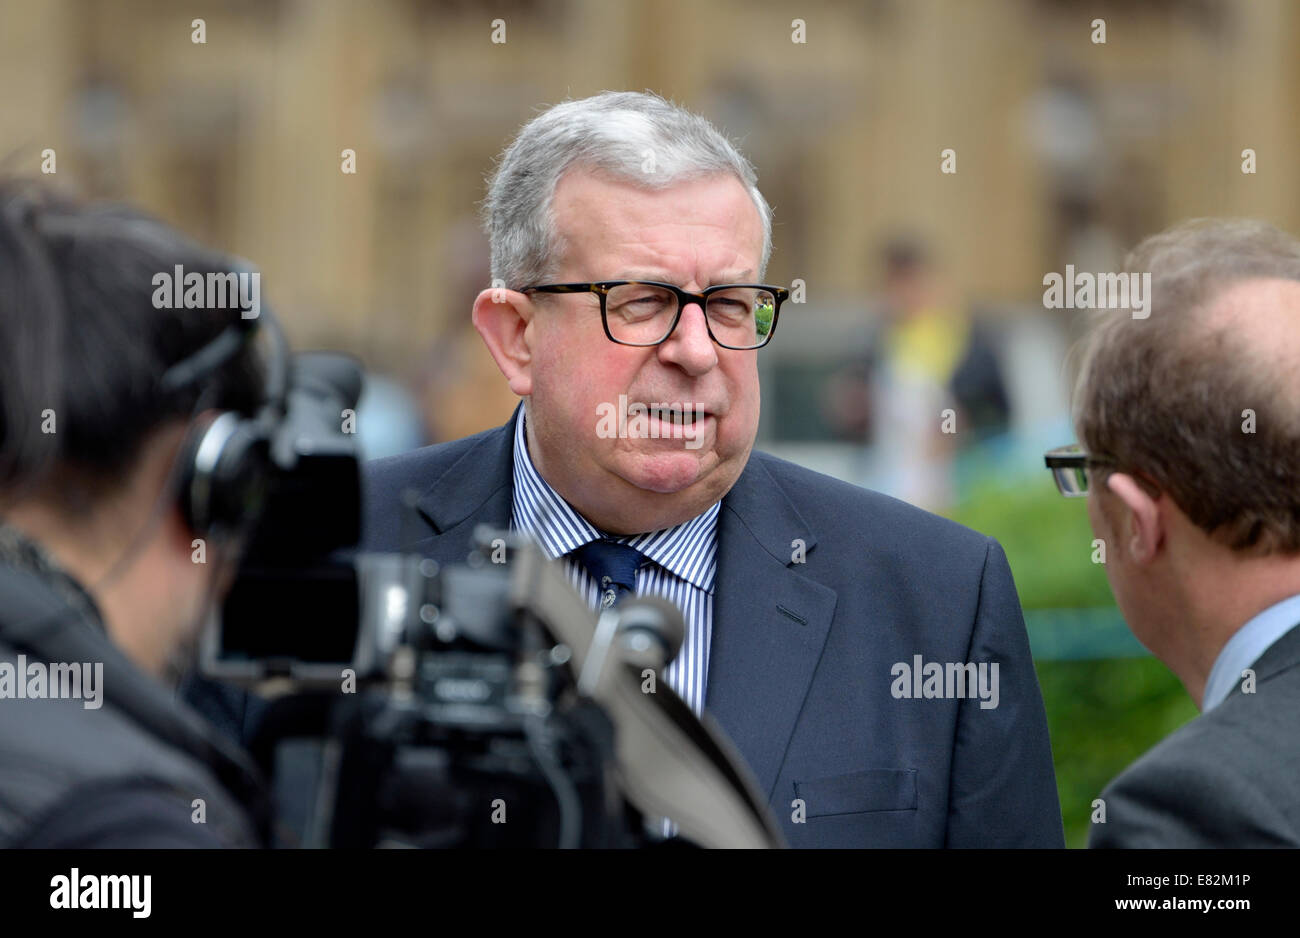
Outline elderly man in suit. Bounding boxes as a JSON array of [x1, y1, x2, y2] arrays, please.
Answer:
[[1050, 218, 1300, 847], [366, 91, 1062, 847]]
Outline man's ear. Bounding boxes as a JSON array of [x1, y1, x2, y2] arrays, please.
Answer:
[[472, 287, 534, 397], [1105, 472, 1164, 564]]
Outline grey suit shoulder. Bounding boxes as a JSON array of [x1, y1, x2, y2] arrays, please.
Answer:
[[1090, 624, 1300, 847]]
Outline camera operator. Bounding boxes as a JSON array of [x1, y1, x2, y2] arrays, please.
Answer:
[[0, 180, 271, 847]]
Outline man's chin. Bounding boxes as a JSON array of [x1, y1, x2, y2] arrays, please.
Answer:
[[617, 450, 716, 495]]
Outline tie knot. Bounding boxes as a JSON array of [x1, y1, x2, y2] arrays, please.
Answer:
[[572, 538, 644, 607]]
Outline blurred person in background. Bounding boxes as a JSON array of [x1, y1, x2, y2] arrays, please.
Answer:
[[0, 181, 270, 847], [873, 237, 1010, 509], [825, 237, 1010, 510], [1050, 218, 1300, 847]]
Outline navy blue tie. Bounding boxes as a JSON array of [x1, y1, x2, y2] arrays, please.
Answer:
[[571, 538, 645, 609]]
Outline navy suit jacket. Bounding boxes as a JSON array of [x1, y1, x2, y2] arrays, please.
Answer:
[[362, 406, 1063, 847]]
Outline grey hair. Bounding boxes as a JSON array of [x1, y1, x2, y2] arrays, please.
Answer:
[[482, 90, 772, 289]]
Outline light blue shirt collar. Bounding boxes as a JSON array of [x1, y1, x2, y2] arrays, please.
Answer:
[[1202, 592, 1300, 711]]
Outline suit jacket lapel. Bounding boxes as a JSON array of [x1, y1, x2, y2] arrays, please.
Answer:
[[411, 405, 520, 566], [705, 455, 837, 801], [407, 411, 836, 801]]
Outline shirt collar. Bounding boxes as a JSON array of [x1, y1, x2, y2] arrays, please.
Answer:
[[1202, 592, 1300, 711], [510, 408, 719, 593]]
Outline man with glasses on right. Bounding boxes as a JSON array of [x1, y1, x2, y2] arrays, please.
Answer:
[[1049, 217, 1300, 847]]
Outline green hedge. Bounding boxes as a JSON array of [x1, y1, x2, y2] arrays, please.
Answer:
[[946, 478, 1198, 847]]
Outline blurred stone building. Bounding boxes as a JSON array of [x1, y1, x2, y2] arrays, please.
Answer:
[[3, 0, 1298, 440]]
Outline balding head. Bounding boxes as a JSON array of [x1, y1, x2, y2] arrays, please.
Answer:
[[1200, 277, 1300, 388], [1075, 219, 1300, 554]]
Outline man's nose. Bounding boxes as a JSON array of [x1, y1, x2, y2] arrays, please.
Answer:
[[657, 301, 718, 375]]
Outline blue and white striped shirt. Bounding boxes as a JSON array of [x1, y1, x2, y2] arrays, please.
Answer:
[[508, 408, 717, 716]]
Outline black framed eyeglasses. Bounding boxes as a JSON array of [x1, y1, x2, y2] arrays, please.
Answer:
[[1044, 444, 1116, 498], [519, 280, 788, 350]]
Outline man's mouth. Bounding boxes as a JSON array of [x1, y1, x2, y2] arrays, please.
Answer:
[[653, 406, 709, 425]]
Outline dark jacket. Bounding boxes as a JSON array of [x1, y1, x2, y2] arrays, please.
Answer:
[[1090, 623, 1300, 847], [361, 405, 1064, 847], [0, 525, 268, 848]]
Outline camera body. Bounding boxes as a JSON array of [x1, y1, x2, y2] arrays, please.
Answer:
[[201, 352, 783, 848]]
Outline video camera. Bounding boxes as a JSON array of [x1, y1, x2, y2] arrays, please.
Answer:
[[200, 351, 784, 848]]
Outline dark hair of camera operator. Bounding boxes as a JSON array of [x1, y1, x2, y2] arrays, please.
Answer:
[[0, 180, 270, 847]]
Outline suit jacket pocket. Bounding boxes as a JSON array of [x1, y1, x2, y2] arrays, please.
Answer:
[[794, 768, 918, 817]]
